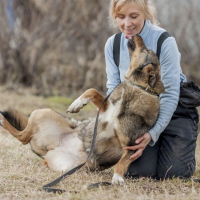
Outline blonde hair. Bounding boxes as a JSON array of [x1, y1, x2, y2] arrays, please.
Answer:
[[109, 0, 158, 27]]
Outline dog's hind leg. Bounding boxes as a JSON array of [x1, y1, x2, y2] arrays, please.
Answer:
[[67, 89, 108, 113], [0, 108, 72, 145], [43, 135, 87, 172], [112, 150, 133, 185]]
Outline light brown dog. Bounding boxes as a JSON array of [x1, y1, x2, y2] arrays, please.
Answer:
[[0, 35, 164, 184]]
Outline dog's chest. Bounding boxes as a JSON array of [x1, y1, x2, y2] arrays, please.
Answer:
[[102, 91, 124, 121], [98, 89, 125, 138]]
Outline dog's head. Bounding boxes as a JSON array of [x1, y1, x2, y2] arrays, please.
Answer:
[[125, 35, 165, 94]]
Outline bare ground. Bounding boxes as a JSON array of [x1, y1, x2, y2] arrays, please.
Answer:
[[0, 86, 200, 200]]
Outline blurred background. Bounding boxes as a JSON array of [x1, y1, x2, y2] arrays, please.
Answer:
[[0, 0, 200, 97]]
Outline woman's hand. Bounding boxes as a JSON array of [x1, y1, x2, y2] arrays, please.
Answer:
[[124, 132, 152, 161]]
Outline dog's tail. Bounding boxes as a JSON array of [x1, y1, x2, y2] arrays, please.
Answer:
[[0, 109, 29, 144]]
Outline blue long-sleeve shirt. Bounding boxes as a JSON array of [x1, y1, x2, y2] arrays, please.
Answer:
[[105, 19, 187, 146]]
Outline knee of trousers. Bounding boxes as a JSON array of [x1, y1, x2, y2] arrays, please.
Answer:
[[126, 156, 157, 178], [126, 143, 160, 178], [156, 158, 196, 179]]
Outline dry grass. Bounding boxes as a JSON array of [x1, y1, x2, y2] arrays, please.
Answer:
[[0, 86, 200, 200]]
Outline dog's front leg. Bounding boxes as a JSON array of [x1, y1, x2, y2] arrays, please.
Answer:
[[112, 150, 133, 185], [67, 89, 108, 113]]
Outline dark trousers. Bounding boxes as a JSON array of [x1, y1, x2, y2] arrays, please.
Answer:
[[127, 103, 199, 179]]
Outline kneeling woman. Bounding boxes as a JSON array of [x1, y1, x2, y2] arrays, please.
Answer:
[[105, 0, 199, 179]]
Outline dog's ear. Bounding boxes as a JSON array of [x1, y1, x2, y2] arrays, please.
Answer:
[[148, 71, 165, 94]]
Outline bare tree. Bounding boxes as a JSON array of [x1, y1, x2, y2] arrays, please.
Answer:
[[0, 0, 117, 95], [0, 0, 14, 84], [155, 0, 200, 84]]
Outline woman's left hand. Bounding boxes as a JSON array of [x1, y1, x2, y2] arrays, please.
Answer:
[[124, 132, 152, 161]]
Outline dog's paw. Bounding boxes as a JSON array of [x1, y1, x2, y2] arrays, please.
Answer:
[[67, 96, 90, 113], [112, 173, 125, 185], [0, 113, 4, 126]]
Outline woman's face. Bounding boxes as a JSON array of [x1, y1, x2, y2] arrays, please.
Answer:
[[115, 2, 146, 37]]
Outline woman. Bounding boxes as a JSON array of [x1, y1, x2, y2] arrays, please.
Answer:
[[105, 0, 199, 179]]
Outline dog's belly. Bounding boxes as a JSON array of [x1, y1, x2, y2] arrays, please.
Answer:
[[44, 132, 87, 172]]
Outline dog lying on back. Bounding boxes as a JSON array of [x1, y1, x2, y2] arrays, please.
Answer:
[[0, 35, 164, 184]]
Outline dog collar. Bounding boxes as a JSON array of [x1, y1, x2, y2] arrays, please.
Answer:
[[130, 82, 159, 96]]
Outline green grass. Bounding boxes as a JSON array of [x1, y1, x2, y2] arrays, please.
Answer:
[[47, 96, 74, 106], [46, 96, 96, 113]]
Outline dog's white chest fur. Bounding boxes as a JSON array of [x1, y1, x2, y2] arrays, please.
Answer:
[[99, 89, 124, 138]]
